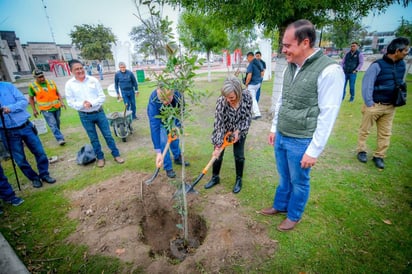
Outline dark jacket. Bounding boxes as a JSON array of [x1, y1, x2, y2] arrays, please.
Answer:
[[343, 50, 361, 73], [372, 54, 406, 104]]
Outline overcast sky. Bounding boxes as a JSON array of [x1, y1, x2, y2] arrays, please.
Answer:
[[0, 0, 411, 45]]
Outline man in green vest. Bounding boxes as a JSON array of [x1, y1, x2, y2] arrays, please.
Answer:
[[259, 19, 344, 231], [28, 70, 66, 145]]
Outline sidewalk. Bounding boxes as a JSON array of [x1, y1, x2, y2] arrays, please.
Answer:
[[0, 232, 30, 274]]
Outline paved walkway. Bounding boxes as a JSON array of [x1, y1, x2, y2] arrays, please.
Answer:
[[0, 232, 30, 274]]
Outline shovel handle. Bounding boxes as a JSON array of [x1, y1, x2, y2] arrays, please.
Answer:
[[185, 156, 217, 193], [202, 156, 217, 175], [156, 128, 179, 168], [183, 132, 235, 195], [221, 131, 235, 148]]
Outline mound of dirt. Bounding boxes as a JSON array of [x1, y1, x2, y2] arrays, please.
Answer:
[[66, 171, 277, 273]]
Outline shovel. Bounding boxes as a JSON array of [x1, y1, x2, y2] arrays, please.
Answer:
[[145, 128, 178, 185], [172, 132, 235, 198]]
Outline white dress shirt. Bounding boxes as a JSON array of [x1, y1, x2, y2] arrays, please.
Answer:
[[65, 76, 106, 112]]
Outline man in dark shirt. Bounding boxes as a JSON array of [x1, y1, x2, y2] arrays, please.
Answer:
[[255, 51, 266, 102], [244, 52, 263, 119]]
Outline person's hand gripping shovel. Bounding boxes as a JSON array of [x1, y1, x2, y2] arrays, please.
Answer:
[[145, 128, 178, 185], [172, 132, 235, 199]]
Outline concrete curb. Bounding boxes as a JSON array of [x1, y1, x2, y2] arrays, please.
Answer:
[[0, 232, 30, 274]]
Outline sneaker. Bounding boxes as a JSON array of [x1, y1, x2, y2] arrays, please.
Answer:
[[174, 156, 190, 166], [32, 179, 43, 188], [58, 140, 66, 146], [166, 170, 176, 178], [41, 175, 56, 184], [6, 197, 24, 207]]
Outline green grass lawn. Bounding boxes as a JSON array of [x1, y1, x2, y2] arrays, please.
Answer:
[[0, 72, 411, 273]]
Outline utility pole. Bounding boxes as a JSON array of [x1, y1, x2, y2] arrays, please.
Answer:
[[41, 0, 56, 43]]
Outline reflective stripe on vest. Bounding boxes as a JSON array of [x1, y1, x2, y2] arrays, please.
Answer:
[[30, 80, 61, 111]]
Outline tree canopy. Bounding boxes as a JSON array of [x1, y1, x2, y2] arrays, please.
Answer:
[[396, 18, 412, 42], [167, 0, 410, 50], [323, 19, 368, 49], [178, 11, 228, 61], [69, 24, 116, 60], [168, 0, 409, 29]]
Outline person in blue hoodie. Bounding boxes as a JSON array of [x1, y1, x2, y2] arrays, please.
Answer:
[[147, 83, 189, 178]]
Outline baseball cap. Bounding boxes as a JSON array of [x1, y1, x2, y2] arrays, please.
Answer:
[[33, 69, 44, 78]]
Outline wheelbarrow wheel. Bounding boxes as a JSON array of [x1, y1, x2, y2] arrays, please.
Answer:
[[118, 123, 127, 142]]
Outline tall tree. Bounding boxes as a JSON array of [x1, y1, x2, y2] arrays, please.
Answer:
[[226, 28, 258, 53], [178, 10, 228, 81], [167, 0, 410, 51], [69, 24, 116, 60], [396, 17, 412, 42], [325, 18, 368, 49], [130, 0, 174, 63]]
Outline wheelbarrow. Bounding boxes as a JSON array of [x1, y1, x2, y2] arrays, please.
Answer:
[[107, 108, 133, 142]]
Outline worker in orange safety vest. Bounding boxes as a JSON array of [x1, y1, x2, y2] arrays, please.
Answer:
[[28, 69, 66, 145]]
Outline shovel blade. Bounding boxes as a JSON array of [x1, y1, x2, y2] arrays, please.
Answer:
[[145, 168, 160, 185], [172, 183, 198, 199]]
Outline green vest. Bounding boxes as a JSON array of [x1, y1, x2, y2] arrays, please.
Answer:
[[277, 50, 336, 138]]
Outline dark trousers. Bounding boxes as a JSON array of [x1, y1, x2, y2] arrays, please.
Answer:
[[212, 135, 246, 176]]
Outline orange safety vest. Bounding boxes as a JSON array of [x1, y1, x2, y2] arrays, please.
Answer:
[[30, 79, 61, 111]]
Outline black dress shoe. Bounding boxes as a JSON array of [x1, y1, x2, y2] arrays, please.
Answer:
[[41, 175, 56, 184], [32, 179, 43, 188], [204, 175, 220, 189], [372, 157, 384, 169], [357, 151, 368, 163]]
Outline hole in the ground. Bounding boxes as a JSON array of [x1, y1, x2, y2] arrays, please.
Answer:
[[140, 207, 207, 261]]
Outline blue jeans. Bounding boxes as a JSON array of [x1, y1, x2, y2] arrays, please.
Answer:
[[343, 73, 357, 101], [256, 79, 263, 102], [0, 122, 50, 180], [273, 132, 312, 222], [121, 89, 137, 119], [41, 109, 65, 141], [0, 164, 16, 202], [78, 110, 120, 160], [160, 127, 181, 171]]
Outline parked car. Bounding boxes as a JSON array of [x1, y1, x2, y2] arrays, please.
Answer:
[[363, 50, 373, 55]]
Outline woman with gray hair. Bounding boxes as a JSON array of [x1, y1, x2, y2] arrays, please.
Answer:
[[204, 76, 252, 193]]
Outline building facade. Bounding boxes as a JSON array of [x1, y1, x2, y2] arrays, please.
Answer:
[[0, 31, 80, 82]]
